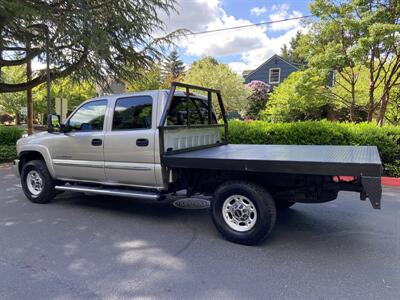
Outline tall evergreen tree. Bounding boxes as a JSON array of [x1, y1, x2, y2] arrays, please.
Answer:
[[162, 49, 185, 81], [0, 0, 182, 93], [280, 31, 307, 65]]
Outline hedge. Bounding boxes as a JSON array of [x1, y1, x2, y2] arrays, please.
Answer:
[[228, 120, 400, 177], [0, 126, 23, 162], [0, 145, 17, 163], [0, 126, 23, 145]]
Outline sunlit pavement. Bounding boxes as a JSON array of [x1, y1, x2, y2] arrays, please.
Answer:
[[0, 164, 399, 300]]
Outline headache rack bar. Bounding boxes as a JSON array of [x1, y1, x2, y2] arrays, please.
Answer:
[[158, 82, 229, 156]]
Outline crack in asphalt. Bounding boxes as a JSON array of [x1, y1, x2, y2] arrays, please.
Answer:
[[173, 214, 199, 257]]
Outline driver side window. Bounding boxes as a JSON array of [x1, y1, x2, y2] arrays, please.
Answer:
[[68, 100, 107, 131]]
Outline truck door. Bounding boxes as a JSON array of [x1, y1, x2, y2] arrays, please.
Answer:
[[51, 99, 108, 182], [103, 95, 157, 187]]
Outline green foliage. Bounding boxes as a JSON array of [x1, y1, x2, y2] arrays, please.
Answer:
[[264, 69, 333, 122], [34, 77, 97, 113], [0, 66, 26, 119], [0, 0, 181, 93], [280, 31, 307, 64], [162, 50, 185, 82], [244, 81, 271, 120], [386, 86, 400, 125], [385, 161, 400, 178], [0, 126, 23, 145], [183, 57, 249, 112], [228, 120, 400, 177], [126, 65, 162, 92], [301, 0, 400, 123], [0, 145, 17, 162]]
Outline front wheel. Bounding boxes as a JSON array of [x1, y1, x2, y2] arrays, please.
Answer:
[[21, 160, 56, 204], [211, 181, 277, 245]]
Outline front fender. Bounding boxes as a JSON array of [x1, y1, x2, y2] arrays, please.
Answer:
[[18, 145, 56, 179]]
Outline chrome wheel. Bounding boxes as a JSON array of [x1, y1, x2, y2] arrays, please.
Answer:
[[26, 170, 43, 196], [222, 194, 257, 232]]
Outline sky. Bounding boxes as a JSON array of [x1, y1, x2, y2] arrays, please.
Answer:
[[31, 1, 311, 74], [160, 0, 311, 74]]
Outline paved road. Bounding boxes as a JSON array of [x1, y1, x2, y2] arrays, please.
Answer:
[[0, 164, 399, 300]]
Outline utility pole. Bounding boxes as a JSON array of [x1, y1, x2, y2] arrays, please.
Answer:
[[26, 40, 33, 135]]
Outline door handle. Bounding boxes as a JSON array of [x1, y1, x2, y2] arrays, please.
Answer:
[[91, 139, 102, 146], [136, 138, 149, 147]]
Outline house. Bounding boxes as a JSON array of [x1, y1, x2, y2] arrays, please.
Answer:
[[243, 54, 303, 87]]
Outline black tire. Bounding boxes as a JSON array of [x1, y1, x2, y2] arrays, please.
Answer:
[[21, 159, 56, 204], [211, 180, 277, 245], [275, 199, 296, 210]]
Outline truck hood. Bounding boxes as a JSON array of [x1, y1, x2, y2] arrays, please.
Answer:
[[16, 131, 54, 149]]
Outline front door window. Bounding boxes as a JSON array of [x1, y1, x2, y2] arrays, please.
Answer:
[[69, 100, 107, 131]]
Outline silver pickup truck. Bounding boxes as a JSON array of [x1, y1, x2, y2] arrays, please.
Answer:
[[14, 82, 382, 245]]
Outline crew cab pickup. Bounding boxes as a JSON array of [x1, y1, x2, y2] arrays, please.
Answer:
[[14, 82, 383, 245]]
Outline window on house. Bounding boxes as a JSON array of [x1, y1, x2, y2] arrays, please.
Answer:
[[269, 68, 281, 84]]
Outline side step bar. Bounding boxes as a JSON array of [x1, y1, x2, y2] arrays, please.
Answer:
[[55, 185, 161, 200]]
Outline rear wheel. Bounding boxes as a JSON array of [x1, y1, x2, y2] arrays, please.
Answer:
[[21, 160, 56, 204], [211, 181, 276, 245]]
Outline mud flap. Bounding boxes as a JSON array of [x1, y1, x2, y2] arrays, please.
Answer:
[[361, 176, 382, 209]]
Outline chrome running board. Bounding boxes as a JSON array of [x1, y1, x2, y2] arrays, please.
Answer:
[[55, 185, 161, 200]]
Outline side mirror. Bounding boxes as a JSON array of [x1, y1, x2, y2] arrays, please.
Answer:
[[47, 114, 61, 133]]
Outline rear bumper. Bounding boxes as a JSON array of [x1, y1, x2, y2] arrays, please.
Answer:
[[13, 159, 20, 177]]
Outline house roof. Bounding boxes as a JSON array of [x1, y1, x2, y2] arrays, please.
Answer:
[[242, 69, 253, 77], [244, 54, 300, 79]]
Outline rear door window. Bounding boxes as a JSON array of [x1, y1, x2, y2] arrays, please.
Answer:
[[112, 96, 153, 130]]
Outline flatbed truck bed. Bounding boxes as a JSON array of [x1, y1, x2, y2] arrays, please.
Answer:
[[162, 144, 382, 177]]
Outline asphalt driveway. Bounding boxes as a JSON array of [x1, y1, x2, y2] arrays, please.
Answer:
[[0, 164, 399, 299]]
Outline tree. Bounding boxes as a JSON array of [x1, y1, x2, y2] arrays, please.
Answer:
[[0, 0, 182, 93], [161, 49, 185, 82], [348, 0, 400, 123], [303, 0, 400, 124], [280, 31, 307, 64], [183, 57, 249, 112], [0, 66, 26, 124], [264, 69, 333, 122], [34, 77, 97, 115], [244, 80, 271, 120], [126, 65, 162, 92], [386, 86, 400, 125], [297, 2, 365, 122]]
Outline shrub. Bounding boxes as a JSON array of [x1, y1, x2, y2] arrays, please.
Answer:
[[0, 145, 17, 162], [0, 125, 23, 145], [228, 120, 400, 177], [244, 80, 271, 120]]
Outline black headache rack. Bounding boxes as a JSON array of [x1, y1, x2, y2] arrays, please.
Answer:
[[158, 82, 229, 156]]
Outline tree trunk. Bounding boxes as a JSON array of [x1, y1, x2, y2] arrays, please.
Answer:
[[15, 112, 20, 125], [367, 59, 375, 122], [26, 42, 33, 135], [349, 82, 356, 122], [376, 89, 389, 126]]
